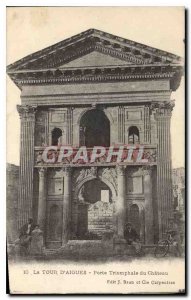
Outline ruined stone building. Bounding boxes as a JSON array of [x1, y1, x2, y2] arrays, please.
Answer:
[[7, 29, 183, 249]]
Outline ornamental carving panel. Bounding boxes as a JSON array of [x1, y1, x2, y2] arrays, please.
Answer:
[[72, 167, 117, 199], [99, 167, 117, 193], [72, 167, 98, 190]]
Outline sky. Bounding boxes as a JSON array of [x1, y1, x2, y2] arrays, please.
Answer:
[[6, 7, 185, 168]]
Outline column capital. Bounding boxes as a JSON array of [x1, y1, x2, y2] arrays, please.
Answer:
[[38, 167, 47, 177], [150, 101, 175, 117], [62, 166, 72, 176], [142, 166, 152, 176], [17, 105, 37, 119], [116, 165, 126, 176]]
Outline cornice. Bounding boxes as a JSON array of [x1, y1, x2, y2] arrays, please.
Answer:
[[18, 72, 175, 85], [10, 65, 182, 90]]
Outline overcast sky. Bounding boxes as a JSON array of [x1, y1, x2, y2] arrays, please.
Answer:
[[6, 7, 185, 168]]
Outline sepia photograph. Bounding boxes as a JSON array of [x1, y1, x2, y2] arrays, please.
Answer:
[[6, 6, 185, 294]]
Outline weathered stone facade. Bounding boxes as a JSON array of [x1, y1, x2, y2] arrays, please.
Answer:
[[7, 29, 183, 249]]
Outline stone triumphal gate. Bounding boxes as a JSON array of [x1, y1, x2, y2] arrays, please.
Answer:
[[7, 29, 183, 249]]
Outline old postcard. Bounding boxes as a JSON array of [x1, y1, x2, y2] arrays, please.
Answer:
[[6, 6, 185, 294]]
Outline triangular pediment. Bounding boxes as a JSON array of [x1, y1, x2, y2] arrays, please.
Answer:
[[59, 51, 132, 68], [7, 28, 182, 73]]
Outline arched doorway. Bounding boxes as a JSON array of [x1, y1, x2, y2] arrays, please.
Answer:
[[79, 109, 110, 147], [77, 178, 113, 239]]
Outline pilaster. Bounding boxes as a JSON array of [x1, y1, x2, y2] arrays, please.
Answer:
[[62, 166, 72, 244], [66, 107, 73, 145], [116, 165, 126, 238], [118, 106, 125, 143], [144, 105, 151, 143]]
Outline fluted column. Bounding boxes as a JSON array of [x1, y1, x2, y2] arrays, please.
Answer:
[[17, 105, 37, 229], [143, 166, 154, 244], [62, 167, 72, 244], [154, 101, 174, 238], [116, 165, 126, 238], [37, 168, 47, 231]]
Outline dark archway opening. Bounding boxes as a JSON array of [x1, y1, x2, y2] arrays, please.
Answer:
[[77, 179, 113, 240], [79, 109, 110, 147]]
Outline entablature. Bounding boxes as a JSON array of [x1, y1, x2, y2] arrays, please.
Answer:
[[8, 64, 182, 92], [21, 92, 171, 107]]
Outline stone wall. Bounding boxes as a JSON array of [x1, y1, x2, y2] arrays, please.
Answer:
[[88, 201, 113, 238], [7, 163, 19, 243]]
